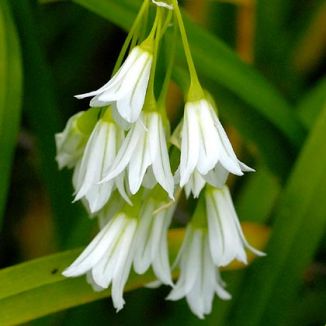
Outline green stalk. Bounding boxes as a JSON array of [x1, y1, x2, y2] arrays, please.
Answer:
[[172, 0, 203, 101], [112, 0, 150, 75]]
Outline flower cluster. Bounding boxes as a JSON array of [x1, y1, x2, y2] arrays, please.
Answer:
[[55, 0, 264, 319]]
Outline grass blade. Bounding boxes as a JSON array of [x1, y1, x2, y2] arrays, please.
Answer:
[[0, 0, 23, 227], [229, 104, 326, 326], [0, 225, 269, 324]]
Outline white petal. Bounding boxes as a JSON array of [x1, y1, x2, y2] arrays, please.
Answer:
[[223, 187, 265, 257], [196, 100, 219, 174], [133, 200, 155, 274], [92, 217, 136, 289], [86, 272, 105, 292], [215, 188, 247, 265], [101, 120, 143, 183], [149, 114, 174, 198], [111, 220, 137, 311], [84, 124, 117, 213], [115, 173, 132, 205], [185, 234, 205, 319], [75, 47, 140, 101], [128, 118, 151, 194], [73, 121, 107, 200], [239, 161, 255, 172], [168, 229, 201, 299], [62, 216, 127, 277], [203, 163, 229, 189], [115, 54, 152, 122], [111, 103, 132, 130], [205, 190, 226, 266], [215, 270, 232, 300], [151, 208, 174, 285], [180, 104, 200, 186], [185, 171, 206, 198], [202, 238, 217, 314], [210, 110, 243, 175]]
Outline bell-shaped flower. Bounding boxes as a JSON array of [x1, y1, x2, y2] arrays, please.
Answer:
[[179, 99, 253, 187], [167, 225, 231, 319], [75, 45, 153, 123], [133, 192, 176, 285], [101, 111, 174, 199], [73, 109, 130, 214], [205, 185, 265, 267], [62, 213, 138, 311], [55, 108, 99, 169]]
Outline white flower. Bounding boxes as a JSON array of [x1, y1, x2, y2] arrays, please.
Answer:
[[179, 99, 253, 187], [133, 196, 175, 285], [55, 109, 98, 169], [167, 225, 231, 319], [73, 111, 131, 213], [205, 185, 265, 267], [62, 213, 138, 311], [101, 112, 174, 199], [75, 46, 153, 123]]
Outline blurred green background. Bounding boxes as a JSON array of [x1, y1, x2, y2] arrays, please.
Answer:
[[0, 0, 325, 325]]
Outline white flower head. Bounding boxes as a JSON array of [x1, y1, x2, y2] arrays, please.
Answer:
[[75, 45, 153, 124], [101, 111, 174, 199], [167, 225, 231, 319], [63, 213, 138, 311], [205, 185, 265, 267], [55, 109, 99, 169], [179, 98, 254, 188], [133, 194, 176, 285], [73, 109, 131, 214]]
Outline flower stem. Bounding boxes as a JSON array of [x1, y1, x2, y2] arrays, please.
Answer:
[[112, 0, 150, 75], [144, 7, 163, 110], [172, 0, 203, 101], [158, 15, 177, 109]]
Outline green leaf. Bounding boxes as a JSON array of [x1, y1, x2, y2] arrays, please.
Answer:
[[0, 225, 269, 324], [291, 0, 326, 76], [298, 76, 326, 129], [71, 0, 305, 149], [229, 104, 326, 326], [0, 0, 22, 227], [10, 0, 87, 247], [236, 167, 281, 223]]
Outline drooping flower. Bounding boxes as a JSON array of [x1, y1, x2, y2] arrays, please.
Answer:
[[101, 111, 174, 199], [63, 213, 138, 311], [73, 109, 130, 213], [55, 108, 99, 169], [179, 98, 253, 188], [63, 190, 176, 309], [133, 193, 176, 285], [205, 185, 265, 267], [167, 225, 231, 319], [75, 45, 153, 124]]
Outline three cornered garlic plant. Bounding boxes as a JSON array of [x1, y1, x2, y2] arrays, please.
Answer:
[[55, 0, 265, 319]]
